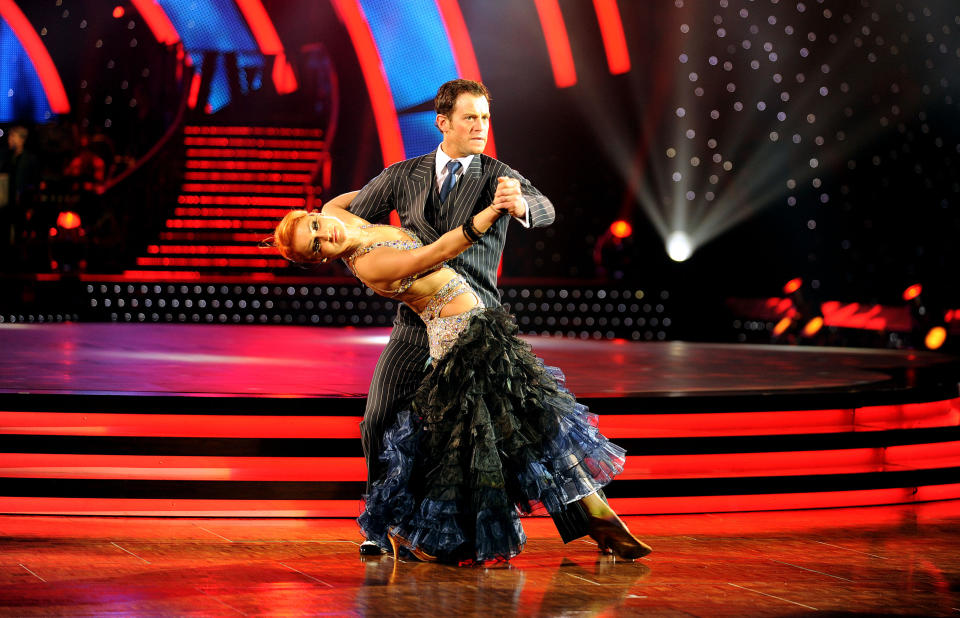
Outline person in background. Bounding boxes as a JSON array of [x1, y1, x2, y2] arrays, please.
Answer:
[[0, 126, 40, 266]]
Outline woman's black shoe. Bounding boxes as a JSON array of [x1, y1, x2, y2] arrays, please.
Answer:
[[359, 540, 386, 555]]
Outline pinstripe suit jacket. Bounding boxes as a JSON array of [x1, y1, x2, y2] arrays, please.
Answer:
[[349, 149, 555, 347]]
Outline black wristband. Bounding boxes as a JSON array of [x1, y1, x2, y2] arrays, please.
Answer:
[[462, 220, 483, 243]]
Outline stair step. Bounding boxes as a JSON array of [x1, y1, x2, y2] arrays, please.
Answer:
[[180, 183, 306, 194], [183, 172, 312, 183], [185, 148, 320, 160], [184, 137, 325, 150], [132, 125, 327, 275], [184, 125, 324, 138], [185, 160, 317, 171]]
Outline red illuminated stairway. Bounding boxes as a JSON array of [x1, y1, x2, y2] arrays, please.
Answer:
[[129, 125, 326, 275]]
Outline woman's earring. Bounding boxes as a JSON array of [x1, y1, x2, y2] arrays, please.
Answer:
[[320, 257, 328, 264]]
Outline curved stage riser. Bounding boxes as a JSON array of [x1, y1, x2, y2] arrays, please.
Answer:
[[2, 396, 959, 516]]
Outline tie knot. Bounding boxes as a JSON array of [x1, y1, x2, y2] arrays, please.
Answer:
[[446, 160, 462, 174]]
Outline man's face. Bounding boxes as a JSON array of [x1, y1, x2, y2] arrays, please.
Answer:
[[438, 93, 489, 159]]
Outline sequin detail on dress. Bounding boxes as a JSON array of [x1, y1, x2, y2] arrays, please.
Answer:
[[342, 225, 440, 297], [422, 275, 484, 360]]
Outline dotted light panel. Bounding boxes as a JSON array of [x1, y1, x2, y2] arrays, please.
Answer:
[[633, 0, 960, 265], [0, 17, 54, 123], [359, 0, 460, 157], [397, 110, 443, 159]]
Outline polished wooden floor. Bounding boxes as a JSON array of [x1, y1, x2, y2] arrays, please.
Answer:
[[2, 501, 960, 616]]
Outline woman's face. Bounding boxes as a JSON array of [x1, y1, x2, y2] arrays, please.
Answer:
[[292, 213, 350, 262]]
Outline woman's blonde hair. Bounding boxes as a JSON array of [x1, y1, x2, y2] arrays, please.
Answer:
[[264, 209, 325, 265]]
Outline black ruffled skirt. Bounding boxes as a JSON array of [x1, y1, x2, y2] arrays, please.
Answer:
[[357, 307, 626, 563]]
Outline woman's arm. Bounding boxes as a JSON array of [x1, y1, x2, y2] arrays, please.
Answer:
[[354, 206, 506, 285], [320, 191, 368, 226], [345, 167, 396, 222]]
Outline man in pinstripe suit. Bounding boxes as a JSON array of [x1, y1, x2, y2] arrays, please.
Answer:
[[345, 79, 601, 555]]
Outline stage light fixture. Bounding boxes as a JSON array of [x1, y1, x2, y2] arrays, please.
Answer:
[[775, 277, 825, 344], [783, 278, 803, 295], [903, 284, 923, 302], [802, 316, 824, 337], [610, 220, 632, 239], [772, 316, 792, 336], [56, 211, 81, 230], [902, 283, 949, 351], [112, 6, 125, 18], [925, 326, 947, 351], [666, 231, 692, 262]]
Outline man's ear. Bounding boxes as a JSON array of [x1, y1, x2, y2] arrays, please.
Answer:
[[436, 114, 448, 133]]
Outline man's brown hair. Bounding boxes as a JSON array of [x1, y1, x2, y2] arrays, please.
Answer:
[[434, 79, 491, 120]]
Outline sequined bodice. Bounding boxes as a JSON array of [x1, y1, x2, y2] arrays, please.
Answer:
[[343, 224, 483, 360], [343, 225, 440, 297], [423, 276, 485, 360]]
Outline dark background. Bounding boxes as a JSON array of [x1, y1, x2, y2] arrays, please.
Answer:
[[2, 0, 958, 342]]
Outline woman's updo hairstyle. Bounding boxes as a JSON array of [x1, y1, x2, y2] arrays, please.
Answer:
[[262, 210, 325, 265]]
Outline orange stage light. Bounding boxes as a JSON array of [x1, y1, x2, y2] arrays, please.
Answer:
[[903, 284, 923, 301], [112, 5, 124, 18], [56, 211, 81, 229], [610, 220, 632, 238], [773, 317, 792, 336], [925, 326, 947, 350], [783, 277, 802, 295], [802, 316, 824, 337]]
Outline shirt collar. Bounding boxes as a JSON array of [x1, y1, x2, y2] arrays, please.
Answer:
[[435, 144, 473, 179]]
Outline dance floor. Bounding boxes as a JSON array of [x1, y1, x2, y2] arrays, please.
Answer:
[[2, 323, 960, 613], [2, 501, 960, 616]]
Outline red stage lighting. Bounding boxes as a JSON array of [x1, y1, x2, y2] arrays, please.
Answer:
[[593, 0, 630, 75], [783, 277, 802, 295], [610, 220, 632, 239], [56, 211, 81, 230], [772, 317, 792, 336], [925, 326, 947, 350], [903, 284, 923, 301], [112, 5, 125, 18], [802, 316, 824, 337], [533, 0, 577, 88]]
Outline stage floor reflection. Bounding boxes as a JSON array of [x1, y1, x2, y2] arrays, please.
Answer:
[[0, 322, 954, 398], [2, 502, 960, 616]]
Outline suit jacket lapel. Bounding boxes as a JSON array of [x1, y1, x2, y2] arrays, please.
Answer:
[[445, 155, 484, 226], [407, 152, 439, 242]]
